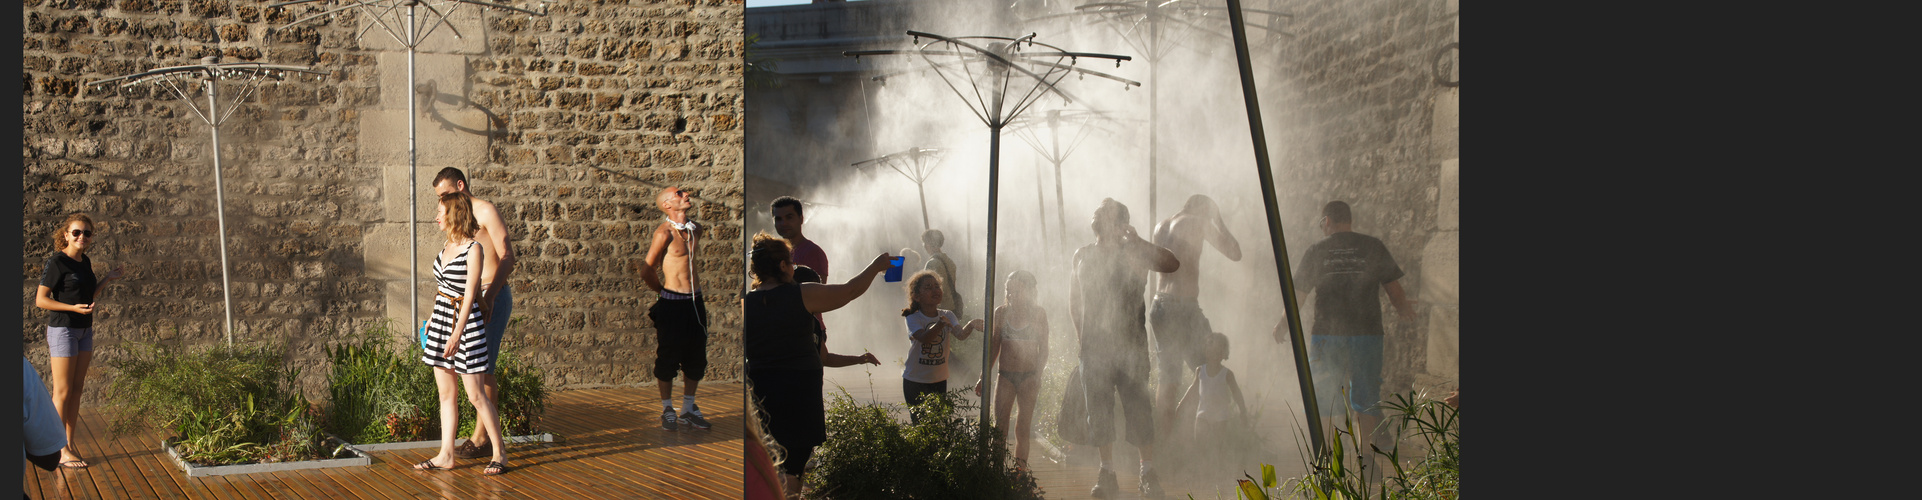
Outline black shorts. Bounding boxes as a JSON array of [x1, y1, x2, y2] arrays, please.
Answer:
[[650, 295, 709, 382], [750, 367, 825, 476], [1080, 351, 1155, 447]]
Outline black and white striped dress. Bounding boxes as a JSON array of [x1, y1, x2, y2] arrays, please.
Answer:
[[422, 240, 489, 373]]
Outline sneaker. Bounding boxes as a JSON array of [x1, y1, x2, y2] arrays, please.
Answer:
[[679, 410, 711, 430], [1139, 467, 1165, 499], [1090, 468, 1119, 499], [661, 408, 679, 431]]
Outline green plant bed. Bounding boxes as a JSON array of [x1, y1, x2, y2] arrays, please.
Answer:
[[807, 388, 1044, 500], [163, 435, 370, 477], [105, 341, 332, 467], [1236, 389, 1460, 500], [322, 319, 549, 446]]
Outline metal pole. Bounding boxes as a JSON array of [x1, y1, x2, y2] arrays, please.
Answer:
[[917, 180, 931, 232], [1033, 155, 1048, 250], [1224, 0, 1322, 455], [979, 125, 1001, 438], [1053, 158, 1067, 252], [206, 78, 235, 344], [407, 3, 420, 329], [1147, 12, 1159, 223]]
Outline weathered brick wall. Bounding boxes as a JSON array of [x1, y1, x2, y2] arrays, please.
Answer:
[[21, 0, 745, 400], [1265, 0, 1458, 392]]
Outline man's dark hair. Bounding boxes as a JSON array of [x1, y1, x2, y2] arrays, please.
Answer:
[[771, 196, 803, 218], [793, 265, 823, 284], [433, 167, 468, 189], [1322, 200, 1352, 224], [1096, 198, 1130, 227]]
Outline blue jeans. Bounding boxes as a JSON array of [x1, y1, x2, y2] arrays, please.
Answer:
[[1309, 335, 1383, 417], [479, 286, 513, 374]]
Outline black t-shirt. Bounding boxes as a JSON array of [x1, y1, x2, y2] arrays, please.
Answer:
[[1074, 243, 1152, 355], [745, 283, 824, 373], [39, 252, 97, 329], [1294, 232, 1404, 336]]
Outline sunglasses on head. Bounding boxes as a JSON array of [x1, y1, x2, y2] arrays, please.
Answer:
[[70, 229, 93, 238]]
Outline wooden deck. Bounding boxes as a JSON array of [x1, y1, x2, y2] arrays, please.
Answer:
[[26, 383, 745, 500]]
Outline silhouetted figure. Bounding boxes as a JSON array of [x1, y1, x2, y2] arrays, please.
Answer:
[[1149, 194, 1242, 439], [1284, 200, 1416, 445], [1071, 198, 1179, 499]]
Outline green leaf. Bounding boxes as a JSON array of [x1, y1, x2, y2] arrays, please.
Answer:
[[1237, 479, 1269, 500]]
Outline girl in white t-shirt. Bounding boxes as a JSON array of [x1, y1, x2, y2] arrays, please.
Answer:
[[1177, 332, 1251, 452], [901, 270, 983, 424]]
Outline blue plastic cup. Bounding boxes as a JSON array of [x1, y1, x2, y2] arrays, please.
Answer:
[[884, 256, 905, 282]]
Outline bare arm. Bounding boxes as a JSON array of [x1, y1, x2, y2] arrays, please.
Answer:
[[477, 204, 517, 292], [640, 224, 671, 293], [976, 310, 1005, 392], [820, 343, 880, 368], [1174, 375, 1201, 421], [1383, 280, 1416, 322], [1125, 227, 1180, 273], [1226, 369, 1250, 422], [1069, 250, 1084, 344], [36, 286, 88, 315], [1209, 214, 1242, 261], [952, 317, 984, 341], [800, 253, 893, 314], [911, 319, 948, 345]]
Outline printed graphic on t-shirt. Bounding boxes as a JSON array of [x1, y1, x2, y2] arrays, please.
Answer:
[[919, 333, 946, 365], [1323, 248, 1367, 275]]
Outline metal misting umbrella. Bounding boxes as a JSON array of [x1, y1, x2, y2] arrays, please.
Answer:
[[846, 31, 1139, 434], [1006, 108, 1129, 252], [270, 0, 548, 330], [852, 147, 947, 233], [1027, 0, 1291, 223], [86, 59, 332, 345]]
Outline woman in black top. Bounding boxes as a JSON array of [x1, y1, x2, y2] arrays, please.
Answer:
[[34, 213, 123, 469], [744, 232, 890, 498]]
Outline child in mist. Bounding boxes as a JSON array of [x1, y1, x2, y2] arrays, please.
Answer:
[[975, 270, 1050, 471], [1176, 332, 1253, 458], [901, 270, 983, 424]]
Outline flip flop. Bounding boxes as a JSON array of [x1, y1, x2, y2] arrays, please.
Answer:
[[455, 441, 492, 459], [413, 460, 451, 471], [482, 461, 510, 476], [59, 459, 88, 469]]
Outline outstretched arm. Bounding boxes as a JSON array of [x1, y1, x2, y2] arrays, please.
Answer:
[[801, 253, 893, 314], [820, 343, 880, 368]]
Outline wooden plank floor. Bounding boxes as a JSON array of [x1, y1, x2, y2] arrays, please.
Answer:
[[818, 369, 1310, 499], [26, 383, 745, 500]]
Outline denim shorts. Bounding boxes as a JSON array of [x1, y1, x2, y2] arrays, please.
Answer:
[[1309, 335, 1383, 417], [47, 326, 95, 358], [479, 286, 513, 374]]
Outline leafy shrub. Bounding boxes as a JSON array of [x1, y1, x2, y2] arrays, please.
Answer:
[[105, 342, 332, 465], [808, 388, 1044, 500], [1238, 389, 1460, 500], [324, 318, 548, 444]]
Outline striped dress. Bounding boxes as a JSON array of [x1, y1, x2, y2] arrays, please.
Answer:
[[422, 240, 489, 373]]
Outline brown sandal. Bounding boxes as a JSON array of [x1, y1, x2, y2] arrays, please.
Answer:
[[482, 461, 510, 476], [455, 441, 492, 459]]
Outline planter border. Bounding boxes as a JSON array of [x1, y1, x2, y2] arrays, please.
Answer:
[[348, 433, 557, 452], [163, 436, 371, 477]]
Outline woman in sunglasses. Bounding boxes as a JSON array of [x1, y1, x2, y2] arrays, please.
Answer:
[[34, 213, 123, 469]]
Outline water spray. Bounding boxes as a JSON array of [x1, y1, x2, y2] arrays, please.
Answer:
[[846, 30, 1139, 439], [87, 60, 333, 345]]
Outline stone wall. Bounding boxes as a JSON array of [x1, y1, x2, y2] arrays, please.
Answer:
[[1265, 0, 1459, 393], [21, 0, 745, 400]]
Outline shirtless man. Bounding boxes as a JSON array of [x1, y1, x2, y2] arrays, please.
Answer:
[[431, 168, 518, 460], [644, 186, 711, 431], [1148, 195, 1242, 438], [1072, 198, 1179, 499]]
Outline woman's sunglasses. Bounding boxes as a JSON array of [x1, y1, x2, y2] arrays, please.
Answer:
[[70, 229, 93, 238]]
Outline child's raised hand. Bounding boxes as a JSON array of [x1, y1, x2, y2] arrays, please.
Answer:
[[964, 318, 985, 331]]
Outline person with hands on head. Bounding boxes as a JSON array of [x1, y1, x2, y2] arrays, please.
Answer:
[[1070, 198, 1179, 499], [900, 270, 985, 424], [975, 270, 1050, 472], [35, 213, 124, 469], [744, 233, 892, 499], [1149, 194, 1243, 439], [416, 192, 509, 476]]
